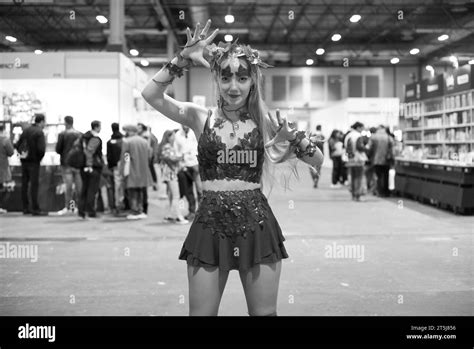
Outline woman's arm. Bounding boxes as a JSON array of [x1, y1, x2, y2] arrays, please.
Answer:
[[141, 20, 218, 130]]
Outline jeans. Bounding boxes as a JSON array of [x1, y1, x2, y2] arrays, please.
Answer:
[[374, 165, 390, 197], [128, 187, 144, 215], [365, 165, 376, 194], [21, 162, 40, 212], [61, 165, 82, 210], [331, 156, 345, 185], [178, 165, 202, 213], [79, 168, 101, 216], [111, 166, 124, 209], [349, 166, 364, 199]]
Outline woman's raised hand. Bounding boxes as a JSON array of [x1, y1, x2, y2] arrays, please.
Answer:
[[265, 109, 298, 148], [180, 19, 219, 68]]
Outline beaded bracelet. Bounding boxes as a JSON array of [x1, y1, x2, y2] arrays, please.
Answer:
[[164, 61, 187, 78], [288, 131, 306, 148], [294, 141, 317, 159]]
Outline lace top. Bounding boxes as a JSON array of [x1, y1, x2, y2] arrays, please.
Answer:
[[197, 109, 264, 183]]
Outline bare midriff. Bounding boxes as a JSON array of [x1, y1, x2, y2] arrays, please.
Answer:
[[202, 179, 261, 192]]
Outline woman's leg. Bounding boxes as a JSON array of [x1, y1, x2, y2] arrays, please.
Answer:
[[169, 177, 185, 220], [187, 265, 229, 316], [239, 261, 282, 316]]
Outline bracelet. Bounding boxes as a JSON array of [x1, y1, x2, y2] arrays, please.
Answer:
[[183, 39, 201, 49], [164, 61, 187, 78], [152, 78, 174, 87], [288, 131, 306, 148], [294, 140, 317, 159]]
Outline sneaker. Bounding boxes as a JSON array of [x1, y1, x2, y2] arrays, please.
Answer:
[[0, 208, 7, 214], [162, 216, 175, 223], [57, 207, 69, 215], [175, 218, 189, 225], [184, 213, 195, 221], [126, 214, 141, 220], [137, 213, 148, 219]]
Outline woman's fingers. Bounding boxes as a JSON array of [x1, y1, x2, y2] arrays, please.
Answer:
[[268, 112, 279, 128], [276, 109, 283, 125], [197, 56, 210, 68], [186, 27, 192, 42], [201, 19, 211, 37], [205, 28, 219, 44], [192, 22, 201, 40]]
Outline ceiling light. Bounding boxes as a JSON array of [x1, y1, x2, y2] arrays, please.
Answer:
[[34, 49, 43, 55], [140, 59, 149, 67], [129, 49, 139, 56], [425, 65, 434, 71], [390, 57, 400, 64], [96, 15, 108, 24], [315, 48, 325, 55], [225, 14, 234, 24], [224, 34, 233, 42], [5, 35, 17, 42], [409, 48, 420, 55], [469, 59, 474, 65], [350, 14, 361, 23], [306, 59, 314, 66], [438, 34, 449, 41], [331, 33, 341, 42]]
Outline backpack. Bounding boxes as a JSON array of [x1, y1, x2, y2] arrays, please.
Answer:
[[65, 137, 86, 169]]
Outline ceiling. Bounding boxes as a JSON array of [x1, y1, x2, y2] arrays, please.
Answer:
[[1, 0, 474, 68]]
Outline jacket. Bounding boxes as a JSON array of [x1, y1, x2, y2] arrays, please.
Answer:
[[82, 130, 103, 169], [56, 128, 82, 165], [120, 135, 152, 188], [15, 124, 46, 164], [369, 130, 394, 166], [0, 135, 14, 183], [106, 131, 123, 169]]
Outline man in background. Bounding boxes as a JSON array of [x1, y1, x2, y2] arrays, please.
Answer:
[[56, 115, 82, 215], [15, 114, 47, 216], [0, 124, 14, 214], [309, 125, 325, 188], [107, 122, 124, 213], [369, 125, 394, 197], [78, 120, 103, 219]]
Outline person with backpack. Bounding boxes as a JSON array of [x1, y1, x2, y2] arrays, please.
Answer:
[[106, 122, 124, 213], [56, 115, 82, 215], [344, 121, 368, 202], [15, 114, 48, 215], [78, 120, 103, 219]]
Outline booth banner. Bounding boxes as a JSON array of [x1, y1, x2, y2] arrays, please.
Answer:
[[404, 82, 420, 102], [445, 64, 474, 94], [420, 74, 445, 100], [0, 52, 65, 79]]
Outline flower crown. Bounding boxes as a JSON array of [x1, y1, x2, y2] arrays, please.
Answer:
[[206, 39, 272, 72]]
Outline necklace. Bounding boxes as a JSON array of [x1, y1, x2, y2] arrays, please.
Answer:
[[221, 108, 243, 139]]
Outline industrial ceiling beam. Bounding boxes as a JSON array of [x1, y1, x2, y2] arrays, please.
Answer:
[[149, 0, 180, 48]]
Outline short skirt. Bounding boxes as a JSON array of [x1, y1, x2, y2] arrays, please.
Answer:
[[179, 189, 289, 271]]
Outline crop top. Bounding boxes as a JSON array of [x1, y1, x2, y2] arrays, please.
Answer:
[[197, 109, 264, 183]]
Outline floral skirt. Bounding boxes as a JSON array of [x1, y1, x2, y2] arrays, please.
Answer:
[[179, 189, 288, 271]]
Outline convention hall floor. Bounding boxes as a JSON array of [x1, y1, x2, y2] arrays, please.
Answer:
[[1, 163, 472, 316]]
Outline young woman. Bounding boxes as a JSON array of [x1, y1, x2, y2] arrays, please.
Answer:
[[157, 130, 189, 224], [142, 19, 323, 316]]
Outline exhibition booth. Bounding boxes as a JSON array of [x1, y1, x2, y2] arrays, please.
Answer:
[[396, 64, 474, 214], [0, 52, 149, 211]]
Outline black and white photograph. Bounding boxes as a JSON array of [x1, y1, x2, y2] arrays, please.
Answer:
[[0, 0, 473, 346]]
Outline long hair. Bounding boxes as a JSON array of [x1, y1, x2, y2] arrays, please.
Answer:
[[213, 55, 300, 195], [156, 129, 175, 163]]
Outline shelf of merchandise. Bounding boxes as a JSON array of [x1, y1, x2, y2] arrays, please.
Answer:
[[400, 89, 474, 160]]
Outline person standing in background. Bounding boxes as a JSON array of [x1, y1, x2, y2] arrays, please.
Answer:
[[175, 125, 201, 221], [120, 124, 152, 220], [365, 126, 377, 196], [0, 124, 14, 214], [15, 114, 48, 216], [344, 122, 367, 202], [79, 120, 103, 219], [56, 115, 82, 215], [157, 130, 189, 224], [309, 125, 325, 188], [369, 125, 394, 197], [107, 122, 124, 213], [328, 129, 344, 188]]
